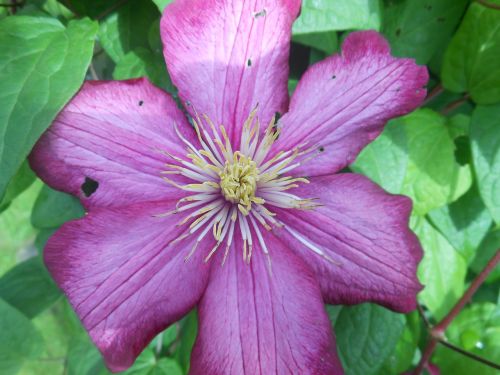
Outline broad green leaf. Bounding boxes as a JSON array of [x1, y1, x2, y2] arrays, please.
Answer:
[[0, 161, 35, 212], [174, 310, 198, 373], [428, 186, 492, 262], [113, 48, 174, 93], [334, 304, 405, 375], [122, 349, 182, 375], [352, 119, 408, 194], [0, 181, 41, 275], [383, 0, 468, 64], [441, 2, 500, 104], [292, 0, 382, 35], [470, 104, 500, 225], [0, 16, 97, 200], [31, 184, 84, 229], [0, 256, 60, 318], [471, 229, 500, 284], [293, 31, 338, 54], [66, 337, 110, 375], [0, 298, 43, 374], [413, 217, 467, 320], [378, 312, 421, 375], [434, 303, 500, 375], [152, 0, 173, 12], [98, 1, 159, 63], [353, 109, 472, 215]]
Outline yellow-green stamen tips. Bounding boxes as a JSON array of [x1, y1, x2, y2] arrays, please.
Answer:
[[220, 152, 260, 215]]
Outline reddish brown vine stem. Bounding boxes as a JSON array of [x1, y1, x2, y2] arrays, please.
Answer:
[[424, 83, 444, 105], [476, 0, 500, 10], [413, 250, 500, 374]]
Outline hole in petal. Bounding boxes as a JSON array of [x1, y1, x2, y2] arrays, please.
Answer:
[[318, 146, 325, 152], [247, 59, 252, 67], [332, 74, 336, 79], [138, 100, 144, 106], [81, 177, 99, 197]]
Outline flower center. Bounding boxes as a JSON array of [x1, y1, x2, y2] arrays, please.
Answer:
[[158, 107, 339, 268], [220, 153, 259, 214]]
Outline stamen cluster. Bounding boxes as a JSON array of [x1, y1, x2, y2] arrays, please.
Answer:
[[159, 108, 324, 266]]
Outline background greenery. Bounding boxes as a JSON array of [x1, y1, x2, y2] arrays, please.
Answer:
[[0, 0, 499, 374]]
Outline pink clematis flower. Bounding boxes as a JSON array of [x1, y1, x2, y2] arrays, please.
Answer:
[[30, 0, 428, 373]]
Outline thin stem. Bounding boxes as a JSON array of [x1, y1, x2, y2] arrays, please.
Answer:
[[424, 83, 444, 105], [476, 0, 500, 10], [441, 94, 470, 115], [413, 250, 500, 374], [438, 339, 500, 370], [435, 249, 500, 332], [413, 339, 438, 375]]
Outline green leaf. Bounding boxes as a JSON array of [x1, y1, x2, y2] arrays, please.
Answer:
[[471, 104, 500, 225], [31, 184, 84, 229], [174, 310, 198, 373], [113, 48, 174, 93], [0, 298, 44, 374], [441, 2, 500, 104], [0, 256, 60, 318], [382, 0, 468, 64], [0, 181, 41, 275], [428, 186, 492, 263], [66, 336, 110, 375], [98, 1, 159, 63], [353, 109, 472, 215], [292, 0, 382, 35], [0, 161, 35, 212], [152, 0, 173, 12], [292, 31, 338, 54], [334, 304, 405, 375], [413, 216, 467, 320], [122, 349, 182, 375], [0, 16, 97, 200], [471, 229, 500, 284], [434, 303, 500, 375], [378, 312, 421, 375]]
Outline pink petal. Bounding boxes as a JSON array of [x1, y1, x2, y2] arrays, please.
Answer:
[[44, 201, 212, 372], [275, 173, 423, 313], [160, 0, 300, 145], [191, 230, 343, 375], [30, 78, 196, 210], [273, 31, 428, 176]]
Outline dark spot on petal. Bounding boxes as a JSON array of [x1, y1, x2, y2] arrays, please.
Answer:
[[332, 74, 336, 79], [437, 17, 445, 22], [395, 28, 401, 37], [81, 177, 99, 198], [185, 100, 191, 107], [318, 146, 325, 152], [396, 87, 401, 92], [254, 9, 267, 18], [247, 59, 252, 67], [138, 100, 144, 106]]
